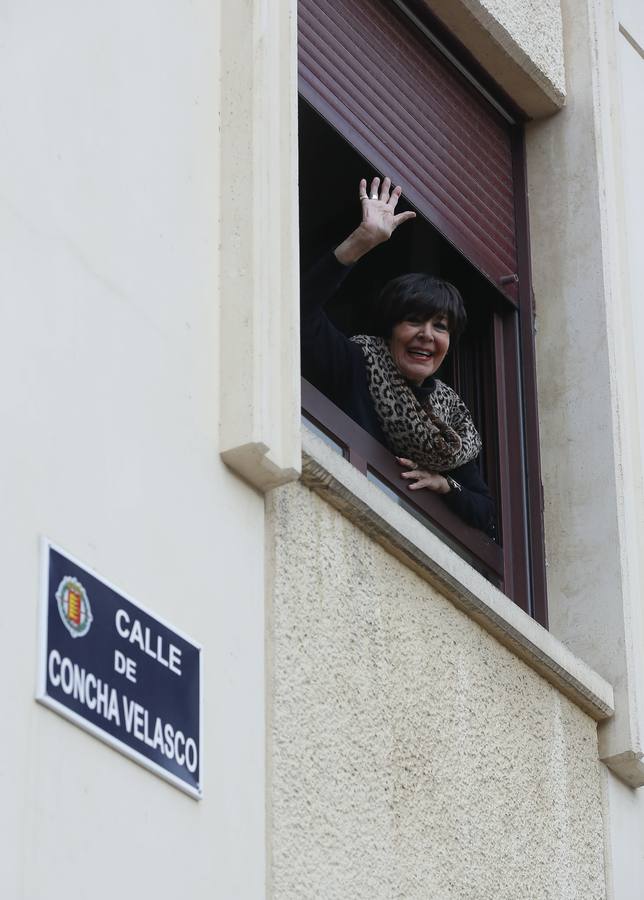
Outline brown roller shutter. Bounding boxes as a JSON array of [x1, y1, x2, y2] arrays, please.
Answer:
[[298, 0, 519, 302]]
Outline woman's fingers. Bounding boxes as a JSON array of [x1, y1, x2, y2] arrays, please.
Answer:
[[392, 210, 416, 230], [361, 177, 413, 212], [355, 177, 415, 244], [401, 471, 423, 482], [405, 472, 432, 490], [396, 456, 415, 467], [398, 464, 441, 492], [397, 457, 430, 488], [388, 184, 402, 209]]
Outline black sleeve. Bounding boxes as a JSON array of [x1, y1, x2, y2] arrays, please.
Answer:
[[300, 252, 358, 403], [441, 459, 497, 538]]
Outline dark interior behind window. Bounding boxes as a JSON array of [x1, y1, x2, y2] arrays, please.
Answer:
[[299, 98, 501, 537]]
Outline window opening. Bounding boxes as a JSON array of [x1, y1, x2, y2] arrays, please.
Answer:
[[297, 3, 547, 626], [300, 97, 501, 508]]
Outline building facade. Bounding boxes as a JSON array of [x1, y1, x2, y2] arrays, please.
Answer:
[[1, 1, 644, 897]]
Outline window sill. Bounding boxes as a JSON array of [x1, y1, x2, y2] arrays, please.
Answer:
[[301, 425, 614, 722]]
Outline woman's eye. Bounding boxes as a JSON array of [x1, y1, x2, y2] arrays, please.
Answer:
[[434, 321, 448, 331]]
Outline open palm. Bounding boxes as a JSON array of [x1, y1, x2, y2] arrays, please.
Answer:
[[358, 176, 416, 245], [333, 176, 416, 265]]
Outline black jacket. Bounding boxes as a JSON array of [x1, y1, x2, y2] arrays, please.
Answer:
[[301, 252, 496, 537]]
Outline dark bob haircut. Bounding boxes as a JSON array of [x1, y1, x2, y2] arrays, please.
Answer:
[[375, 273, 467, 340]]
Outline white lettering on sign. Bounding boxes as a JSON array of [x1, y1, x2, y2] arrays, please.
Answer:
[[47, 650, 198, 776], [48, 649, 121, 726], [121, 696, 198, 774], [114, 649, 138, 683], [115, 609, 182, 676]]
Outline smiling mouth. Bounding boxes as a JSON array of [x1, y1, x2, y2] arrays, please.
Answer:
[[407, 348, 433, 360]]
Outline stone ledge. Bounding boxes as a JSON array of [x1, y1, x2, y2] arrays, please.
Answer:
[[301, 426, 614, 722], [420, 0, 566, 118]]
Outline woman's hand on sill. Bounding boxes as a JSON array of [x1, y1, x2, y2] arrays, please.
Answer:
[[396, 456, 450, 494], [333, 176, 416, 265]]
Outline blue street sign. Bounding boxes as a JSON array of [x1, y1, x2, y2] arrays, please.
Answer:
[[37, 541, 202, 798]]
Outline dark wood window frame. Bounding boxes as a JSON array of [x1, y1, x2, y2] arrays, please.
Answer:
[[298, 1, 548, 626]]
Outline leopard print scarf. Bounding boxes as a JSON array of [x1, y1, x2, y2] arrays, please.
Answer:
[[350, 335, 482, 472]]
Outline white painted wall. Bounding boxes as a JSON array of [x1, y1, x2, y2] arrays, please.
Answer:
[[602, 0, 644, 895], [0, 2, 266, 898], [615, 0, 644, 745], [604, 770, 644, 900], [616, 5, 644, 537]]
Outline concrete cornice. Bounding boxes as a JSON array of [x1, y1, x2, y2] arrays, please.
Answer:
[[419, 0, 566, 118]]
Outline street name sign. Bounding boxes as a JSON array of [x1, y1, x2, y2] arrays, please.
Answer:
[[37, 541, 202, 798]]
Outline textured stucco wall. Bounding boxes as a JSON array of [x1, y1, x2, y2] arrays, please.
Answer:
[[473, 0, 565, 90], [424, 0, 566, 116], [267, 482, 605, 900]]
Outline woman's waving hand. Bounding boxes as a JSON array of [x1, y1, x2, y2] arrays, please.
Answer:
[[334, 176, 416, 265]]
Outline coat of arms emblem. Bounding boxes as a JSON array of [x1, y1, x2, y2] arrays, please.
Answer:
[[56, 576, 93, 638]]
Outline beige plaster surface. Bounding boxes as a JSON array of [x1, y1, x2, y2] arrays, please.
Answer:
[[423, 0, 566, 117], [267, 482, 606, 900], [300, 427, 613, 721]]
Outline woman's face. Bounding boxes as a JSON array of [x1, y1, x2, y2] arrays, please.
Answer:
[[388, 314, 450, 385]]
